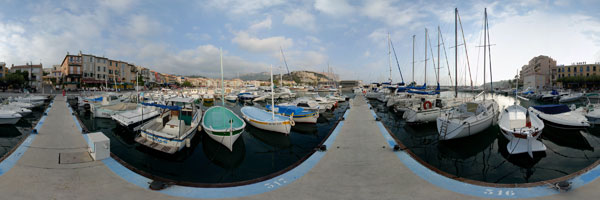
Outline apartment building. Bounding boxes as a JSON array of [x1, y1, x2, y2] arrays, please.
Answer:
[[519, 55, 557, 90], [556, 62, 600, 78], [10, 63, 44, 89]]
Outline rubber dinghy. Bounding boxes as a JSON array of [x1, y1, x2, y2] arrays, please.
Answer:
[[529, 104, 589, 128], [266, 105, 319, 123], [499, 104, 546, 158], [241, 106, 294, 134], [202, 106, 246, 152]]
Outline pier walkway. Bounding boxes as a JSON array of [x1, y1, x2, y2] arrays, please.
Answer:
[[0, 95, 598, 199]]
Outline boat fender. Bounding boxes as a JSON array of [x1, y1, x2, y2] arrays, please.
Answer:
[[185, 138, 191, 148], [423, 101, 433, 110]]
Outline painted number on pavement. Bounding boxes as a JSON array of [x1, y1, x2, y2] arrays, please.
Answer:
[[484, 189, 515, 196], [264, 178, 287, 189]]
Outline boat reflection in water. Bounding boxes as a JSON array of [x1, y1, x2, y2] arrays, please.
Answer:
[[249, 125, 292, 149], [542, 126, 593, 151], [202, 133, 246, 169], [292, 124, 318, 135], [498, 136, 547, 183], [437, 126, 498, 160], [0, 125, 22, 138]]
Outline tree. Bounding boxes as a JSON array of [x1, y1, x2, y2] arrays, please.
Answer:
[[136, 75, 145, 86], [182, 81, 192, 87]]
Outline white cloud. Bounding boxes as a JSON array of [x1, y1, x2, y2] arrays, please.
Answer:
[[314, 0, 355, 17], [283, 9, 316, 31], [232, 31, 293, 53], [249, 15, 272, 32], [361, 0, 424, 28], [204, 0, 284, 16], [148, 44, 269, 76], [99, 0, 138, 13]]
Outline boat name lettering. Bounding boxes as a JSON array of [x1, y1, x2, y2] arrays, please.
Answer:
[[147, 134, 168, 144]]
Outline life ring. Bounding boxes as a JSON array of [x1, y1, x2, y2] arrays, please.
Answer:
[[423, 101, 433, 110]]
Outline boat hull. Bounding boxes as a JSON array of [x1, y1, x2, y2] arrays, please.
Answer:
[[242, 116, 292, 134], [437, 113, 494, 140], [403, 108, 441, 123], [204, 129, 244, 152], [0, 116, 21, 125]]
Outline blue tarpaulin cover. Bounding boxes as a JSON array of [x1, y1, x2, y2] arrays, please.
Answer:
[[532, 104, 570, 114], [265, 105, 315, 116], [141, 102, 181, 110]]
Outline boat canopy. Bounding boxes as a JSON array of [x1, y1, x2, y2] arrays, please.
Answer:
[[167, 97, 195, 103], [266, 105, 314, 116], [532, 104, 570, 114], [407, 83, 427, 90], [141, 102, 181, 111]]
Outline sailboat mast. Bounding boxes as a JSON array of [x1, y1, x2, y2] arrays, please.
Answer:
[[412, 35, 415, 84], [270, 64, 275, 120], [487, 9, 493, 93], [388, 33, 392, 83], [424, 28, 427, 85], [437, 26, 440, 86], [455, 8, 458, 98], [483, 8, 487, 100], [220, 48, 224, 106]]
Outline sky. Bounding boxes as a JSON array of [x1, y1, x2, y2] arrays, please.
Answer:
[[0, 0, 599, 86]]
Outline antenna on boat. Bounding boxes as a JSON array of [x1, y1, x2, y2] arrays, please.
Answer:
[[220, 48, 225, 106], [270, 64, 275, 120]]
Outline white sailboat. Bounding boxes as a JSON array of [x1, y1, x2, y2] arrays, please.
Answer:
[[437, 8, 499, 139], [241, 65, 294, 134]]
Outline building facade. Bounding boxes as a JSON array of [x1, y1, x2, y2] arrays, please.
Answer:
[[519, 55, 557, 90], [0, 62, 7, 78], [11, 63, 44, 89]]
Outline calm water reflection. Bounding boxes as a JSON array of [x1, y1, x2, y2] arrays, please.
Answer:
[[372, 91, 600, 184], [73, 92, 350, 184]]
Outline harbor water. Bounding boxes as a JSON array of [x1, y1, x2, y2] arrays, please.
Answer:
[[0, 99, 50, 158], [71, 92, 350, 184], [370, 91, 600, 184]]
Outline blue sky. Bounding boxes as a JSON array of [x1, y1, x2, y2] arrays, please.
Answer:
[[0, 0, 599, 86]]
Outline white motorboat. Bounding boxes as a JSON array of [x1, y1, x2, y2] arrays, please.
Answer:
[[12, 95, 46, 107], [279, 98, 325, 113], [529, 104, 590, 128], [437, 100, 498, 140], [574, 98, 600, 124], [0, 110, 22, 125], [225, 95, 237, 103], [136, 97, 202, 154], [7, 101, 35, 109], [559, 92, 584, 103], [92, 102, 138, 118], [499, 104, 546, 158], [111, 105, 161, 130], [0, 105, 32, 116]]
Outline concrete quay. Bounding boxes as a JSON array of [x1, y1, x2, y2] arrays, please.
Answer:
[[0, 94, 598, 199]]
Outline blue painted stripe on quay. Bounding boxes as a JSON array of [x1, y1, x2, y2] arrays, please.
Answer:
[[101, 108, 350, 198], [367, 102, 600, 198], [0, 97, 54, 176]]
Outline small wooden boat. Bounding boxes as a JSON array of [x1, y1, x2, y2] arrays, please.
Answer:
[[499, 104, 546, 158], [241, 106, 294, 134]]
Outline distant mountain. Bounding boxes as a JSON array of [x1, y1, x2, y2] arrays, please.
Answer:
[[239, 71, 334, 84]]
